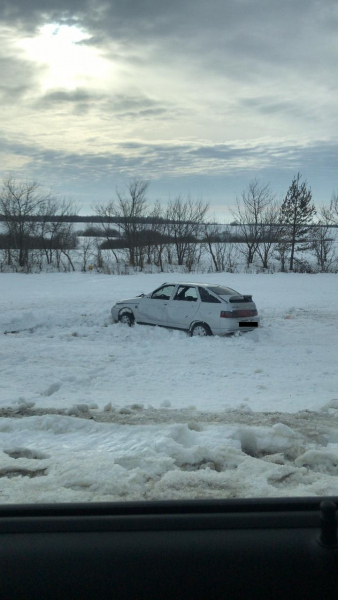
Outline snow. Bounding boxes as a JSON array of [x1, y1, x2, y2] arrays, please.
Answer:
[[0, 271, 338, 503]]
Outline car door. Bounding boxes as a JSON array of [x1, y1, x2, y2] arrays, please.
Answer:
[[137, 284, 176, 326], [167, 285, 200, 330]]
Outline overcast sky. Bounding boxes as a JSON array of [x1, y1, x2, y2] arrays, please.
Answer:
[[0, 0, 337, 219]]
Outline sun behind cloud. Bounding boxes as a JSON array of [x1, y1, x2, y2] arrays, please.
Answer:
[[17, 23, 112, 91]]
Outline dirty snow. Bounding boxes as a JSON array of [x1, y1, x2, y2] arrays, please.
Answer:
[[0, 272, 337, 503]]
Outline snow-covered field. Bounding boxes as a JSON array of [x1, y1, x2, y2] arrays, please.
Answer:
[[0, 272, 338, 503]]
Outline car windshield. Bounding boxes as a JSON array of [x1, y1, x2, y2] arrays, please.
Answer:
[[0, 1, 337, 506]]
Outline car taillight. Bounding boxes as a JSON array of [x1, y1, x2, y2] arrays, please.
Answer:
[[233, 309, 258, 318], [220, 311, 234, 318]]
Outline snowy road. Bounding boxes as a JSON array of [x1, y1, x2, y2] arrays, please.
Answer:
[[0, 272, 338, 502]]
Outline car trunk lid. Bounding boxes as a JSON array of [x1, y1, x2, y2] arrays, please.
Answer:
[[226, 294, 257, 316]]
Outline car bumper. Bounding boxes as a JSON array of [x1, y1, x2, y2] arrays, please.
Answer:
[[111, 307, 119, 322], [211, 317, 261, 336]]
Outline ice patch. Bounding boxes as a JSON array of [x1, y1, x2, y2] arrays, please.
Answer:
[[295, 447, 338, 475], [272, 423, 298, 437], [42, 383, 61, 397], [261, 453, 285, 465], [17, 398, 36, 409], [4, 448, 50, 460], [237, 403, 254, 415], [321, 399, 338, 412], [66, 404, 90, 416], [0, 467, 47, 479], [236, 428, 258, 457], [233, 422, 303, 459]]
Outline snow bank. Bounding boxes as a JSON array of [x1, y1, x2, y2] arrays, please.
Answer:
[[1, 272, 337, 413], [0, 412, 337, 503], [0, 271, 337, 502]]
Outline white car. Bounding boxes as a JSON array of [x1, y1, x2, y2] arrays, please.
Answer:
[[111, 282, 260, 336]]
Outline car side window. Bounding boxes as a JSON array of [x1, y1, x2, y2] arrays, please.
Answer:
[[174, 286, 198, 301], [151, 285, 175, 300], [198, 287, 221, 303]]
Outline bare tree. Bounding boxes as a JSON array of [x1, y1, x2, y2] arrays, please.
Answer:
[[93, 202, 120, 268], [255, 200, 281, 269], [332, 190, 338, 219], [203, 222, 231, 272], [95, 179, 149, 268], [37, 197, 77, 269], [185, 238, 204, 272], [322, 190, 338, 226], [224, 243, 239, 273], [0, 177, 52, 269], [76, 236, 95, 272], [274, 220, 291, 272], [166, 196, 209, 267], [0, 232, 12, 270], [310, 208, 337, 272], [230, 180, 275, 268], [144, 201, 169, 271]]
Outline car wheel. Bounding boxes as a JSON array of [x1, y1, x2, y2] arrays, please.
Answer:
[[190, 323, 211, 337], [119, 312, 134, 327]]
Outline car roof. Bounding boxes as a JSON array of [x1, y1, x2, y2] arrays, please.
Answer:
[[162, 282, 221, 287]]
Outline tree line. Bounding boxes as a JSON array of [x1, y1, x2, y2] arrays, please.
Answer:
[[0, 175, 337, 273]]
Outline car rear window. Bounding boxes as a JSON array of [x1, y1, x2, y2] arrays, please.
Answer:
[[206, 286, 238, 296], [198, 287, 221, 303]]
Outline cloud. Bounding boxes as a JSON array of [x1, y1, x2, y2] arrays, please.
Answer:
[[0, 49, 43, 104], [2, 3, 337, 118], [0, 1, 337, 211], [35, 88, 171, 121], [239, 97, 310, 119], [2, 1, 337, 64], [35, 88, 106, 115], [1, 135, 337, 189]]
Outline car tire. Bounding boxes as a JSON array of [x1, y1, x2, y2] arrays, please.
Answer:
[[119, 311, 134, 327], [190, 323, 211, 337]]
